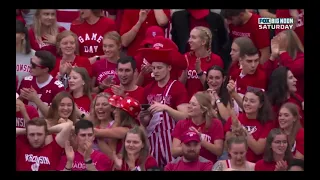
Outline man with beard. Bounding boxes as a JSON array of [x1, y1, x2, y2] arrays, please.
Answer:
[[104, 56, 145, 104], [164, 130, 213, 171]]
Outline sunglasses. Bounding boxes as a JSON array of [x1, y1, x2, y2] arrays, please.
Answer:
[[30, 59, 46, 69]]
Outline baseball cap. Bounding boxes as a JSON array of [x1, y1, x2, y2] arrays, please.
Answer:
[[140, 26, 165, 47], [181, 130, 201, 144]]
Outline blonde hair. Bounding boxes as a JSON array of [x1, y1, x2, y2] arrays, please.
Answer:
[[103, 31, 122, 48], [189, 26, 213, 60], [91, 92, 113, 126], [193, 91, 215, 132], [33, 9, 59, 44], [56, 30, 79, 56], [282, 30, 304, 59], [70, 67, 92, 102]]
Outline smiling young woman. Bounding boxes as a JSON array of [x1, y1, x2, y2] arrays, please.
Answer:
[[28, 9, 66, 57], [255, 128, 293, 171], [50, 30, 92, 89]]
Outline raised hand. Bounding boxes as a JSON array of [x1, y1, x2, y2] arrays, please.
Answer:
[[16, 98, 26, 113], [141, 64, 153, 75], [83, 140, 93, 161], [100, 76, 115, 90], [111, 85, 127, 97], [139, 9, 150, 23], [226, 78, 236, 94], [195, 58, 202, 73], [59, 61, 73, 75], [65, 140, 75, 163], [275, 160, 288, 171], [271, 37, 280, 58], [113, 151, 123, 169], [43, 34, 57, 45], [20, 86, 38, 102]]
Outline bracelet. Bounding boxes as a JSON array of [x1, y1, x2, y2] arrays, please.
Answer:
[[65, 166, 72, 171], [85, 159, 93, 164], [197, 71, 204, 77]]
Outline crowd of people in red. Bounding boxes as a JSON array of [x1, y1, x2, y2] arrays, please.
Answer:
[[16, 9, 304, 171]]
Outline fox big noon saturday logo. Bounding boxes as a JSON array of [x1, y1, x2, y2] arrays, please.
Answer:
[[258, 18, 294, 30]]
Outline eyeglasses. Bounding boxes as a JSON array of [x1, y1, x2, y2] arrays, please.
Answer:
[[30, 59, 46, 69], [273, 140, 288, 145]]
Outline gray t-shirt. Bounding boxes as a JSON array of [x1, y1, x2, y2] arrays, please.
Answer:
[[21, 9, 36, 26], [16, 50, 35, 88]]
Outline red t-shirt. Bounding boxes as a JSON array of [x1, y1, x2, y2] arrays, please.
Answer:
[[135, 53, 183, 87], [254, 160, 276, 171], [164, 157, 213, 171], [56, 9, 80, 30], [70, 17, 116, 57], [114, 155, 158, 171], [276, 9, 304, 45], [120, 10, 171, 56], [224, 113, 275, 163], [104, 86, 145, 104], [229, 13, 270, 50], [292, 128, 304, 155], [272, 93, 304, 127], [57, 150, 113, 171], [18, 75, 65, 116], [185, 16, 210, 52], [28, 26, 66, 57], [73, 95, 91, 114], [50, 55, 93, 78], [92, 59, 119, 86], [185, 52, 224, 99], [143, 80, 189, 108], [233, 67, 267, 96], [172, 119, 224, 164], [16, 135, 63, 171], [16, 105, 39, 128]]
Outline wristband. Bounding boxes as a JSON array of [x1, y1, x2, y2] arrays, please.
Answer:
[[85, 159, 93, 164], [65, 166, 72, 171], [197, 71, 204, 77], [80, 113, 86, 119]]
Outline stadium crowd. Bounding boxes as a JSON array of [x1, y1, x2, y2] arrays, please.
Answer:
[[16, 9, 304, 171]]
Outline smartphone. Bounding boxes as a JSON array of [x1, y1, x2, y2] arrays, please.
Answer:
[[141, 104, 151, 111]]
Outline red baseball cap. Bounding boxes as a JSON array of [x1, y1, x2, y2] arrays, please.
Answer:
[[119, 96, 141, 118], [181, 130, 201, 144], [140, 26, 165, 47], [187, 9, 210, 20]]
